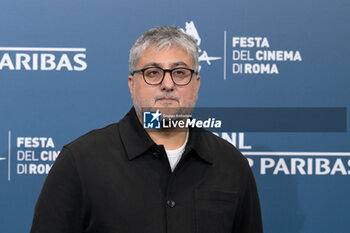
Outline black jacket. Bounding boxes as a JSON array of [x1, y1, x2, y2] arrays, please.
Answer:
[[30, 107, 263, 233]]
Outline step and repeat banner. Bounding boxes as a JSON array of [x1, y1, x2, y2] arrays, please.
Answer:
[[1, 0, 349, 232]]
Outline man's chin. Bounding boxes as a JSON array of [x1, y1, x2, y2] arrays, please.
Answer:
[[155, 101, 178, 108]]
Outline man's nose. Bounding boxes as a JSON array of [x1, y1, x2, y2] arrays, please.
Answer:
[[161, 71, 175, 90]]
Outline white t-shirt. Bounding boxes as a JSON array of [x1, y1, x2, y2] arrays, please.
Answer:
[[165, 131, 189, 172]]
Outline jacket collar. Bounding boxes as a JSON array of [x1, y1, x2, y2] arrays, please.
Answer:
[[186, 127, 213, 164], [118, 107, 155, 160], [118, 107, 213, 164]]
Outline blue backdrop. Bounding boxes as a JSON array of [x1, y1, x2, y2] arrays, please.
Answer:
[[1, 0, 349, 232]]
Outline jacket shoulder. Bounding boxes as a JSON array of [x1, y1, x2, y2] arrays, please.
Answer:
[[64, 123, 120, 152]]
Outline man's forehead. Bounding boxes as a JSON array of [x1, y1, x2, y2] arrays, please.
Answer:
[[136, 44, 194, 68], [143, 61, 190, 68]]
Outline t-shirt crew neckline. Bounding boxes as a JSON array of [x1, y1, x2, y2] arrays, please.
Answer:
[[165, 130, 189, 171]]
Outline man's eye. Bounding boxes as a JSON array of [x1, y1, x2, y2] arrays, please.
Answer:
[[173, 69, 189, 77], [174, 71, 185, 75], [146, 70, 161, 77]]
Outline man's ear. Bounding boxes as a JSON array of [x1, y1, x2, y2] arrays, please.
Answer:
[[128, 75, 134, 100], [195, 74, 200, 100], [196, 74, 201, 90]]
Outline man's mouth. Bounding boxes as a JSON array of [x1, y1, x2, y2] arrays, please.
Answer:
[[155, 95, 180, 103], [158, 98, 177, 101]]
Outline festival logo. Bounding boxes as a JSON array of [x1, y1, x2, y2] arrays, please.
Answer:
[[0, 131, 61, 181], [181, 21, 221, 71]]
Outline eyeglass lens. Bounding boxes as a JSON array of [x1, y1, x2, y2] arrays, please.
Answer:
[[144, 67, 192, 85]]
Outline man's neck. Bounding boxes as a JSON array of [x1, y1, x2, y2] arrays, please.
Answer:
[[146, 129, 188, 150]]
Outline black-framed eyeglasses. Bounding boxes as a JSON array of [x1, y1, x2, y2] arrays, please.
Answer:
[[131, 67, 198, 86]]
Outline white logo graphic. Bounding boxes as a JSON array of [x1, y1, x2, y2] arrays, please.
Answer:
[[143, 110, 161, 129], [182, 21, 221, 71], [150, 110, 162, 122]]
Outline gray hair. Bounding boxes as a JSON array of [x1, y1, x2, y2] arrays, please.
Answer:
[[129, 25, 199, 74]]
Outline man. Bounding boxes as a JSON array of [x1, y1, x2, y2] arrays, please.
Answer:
[[30, 26, 263, 233]]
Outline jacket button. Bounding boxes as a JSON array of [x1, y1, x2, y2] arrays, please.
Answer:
[[167, 200, 176, 208], [152, 151, 160, 158]]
